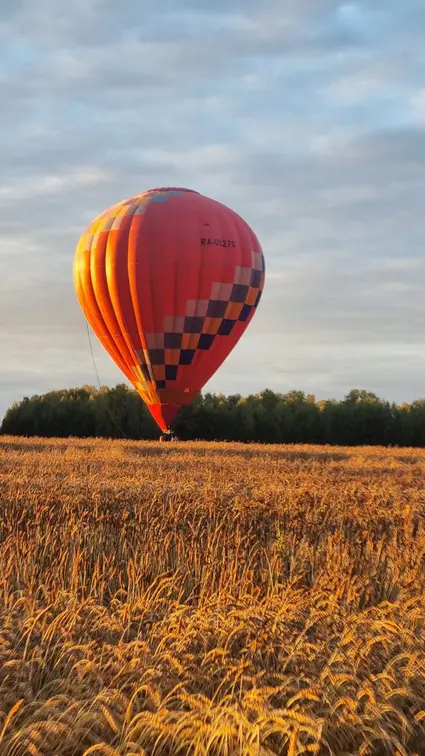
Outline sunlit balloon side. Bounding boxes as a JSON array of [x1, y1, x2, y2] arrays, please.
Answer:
[[73, 187, 265, 432]]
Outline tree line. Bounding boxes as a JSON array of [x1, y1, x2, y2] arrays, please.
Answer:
[[2, 384, 425, 446]]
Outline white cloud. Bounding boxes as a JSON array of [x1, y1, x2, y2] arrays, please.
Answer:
[[0, 166, 108, 203], [410, 89, 425, 122]]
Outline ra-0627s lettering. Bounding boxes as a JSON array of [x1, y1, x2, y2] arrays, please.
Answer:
[[201, 238, 236, 248]]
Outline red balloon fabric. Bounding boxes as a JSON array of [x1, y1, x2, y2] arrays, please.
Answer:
[[73, 187, 265, 431]]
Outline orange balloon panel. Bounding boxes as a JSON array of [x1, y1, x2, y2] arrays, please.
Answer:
[[73, 187, 265, 431]]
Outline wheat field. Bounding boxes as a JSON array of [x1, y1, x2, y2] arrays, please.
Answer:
[[1, 436, 425, 755]]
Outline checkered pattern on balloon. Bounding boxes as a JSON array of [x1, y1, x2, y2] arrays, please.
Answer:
[[132, 249, 265, 402]]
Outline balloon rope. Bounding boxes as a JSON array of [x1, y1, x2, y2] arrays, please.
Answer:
[[85, 318, 102, 390], [85, 318, 128, 439]]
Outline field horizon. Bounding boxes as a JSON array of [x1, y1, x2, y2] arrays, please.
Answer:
[[1, 435, 425, 754]]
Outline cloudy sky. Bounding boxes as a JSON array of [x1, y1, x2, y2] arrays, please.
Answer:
[[1, 0, 425, 418]]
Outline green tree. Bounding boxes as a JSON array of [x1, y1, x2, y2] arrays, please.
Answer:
[[2, 384, 425, 448]]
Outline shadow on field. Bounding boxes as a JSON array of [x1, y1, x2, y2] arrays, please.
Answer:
[[125, 444, 352, 462], [279, 450, 351, 462], [0, 439, 93, 454], [0, 439, 52, 453], [394, 455, 421, 465]]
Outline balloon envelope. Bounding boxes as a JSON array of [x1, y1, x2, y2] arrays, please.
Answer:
[[73, 187, 265, 431]]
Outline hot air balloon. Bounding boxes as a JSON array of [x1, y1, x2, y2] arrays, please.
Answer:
[[73, 187, 265, 432]]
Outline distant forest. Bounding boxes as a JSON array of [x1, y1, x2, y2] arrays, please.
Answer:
[[2, 384, 425, 446]]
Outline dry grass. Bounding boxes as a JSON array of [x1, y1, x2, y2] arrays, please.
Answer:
[[1, 436, 425, 755]]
